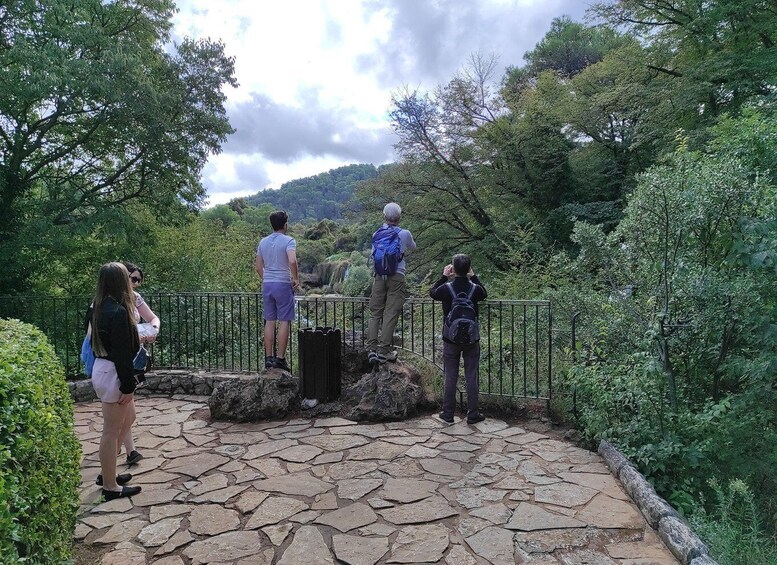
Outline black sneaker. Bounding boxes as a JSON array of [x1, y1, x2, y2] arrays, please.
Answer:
[[273, 357, 292, 372], [367, 351, 379, 365], [467, 413, 486, 425], [96, 473, 133, 486], [102, 485, 142, 501], [438, 412, 454, 424], [265, 356, 276, 369], [126, 450, 143, 466]]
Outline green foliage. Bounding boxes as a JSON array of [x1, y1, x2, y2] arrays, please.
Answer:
[[690, 479, 777, 565], [244, 164, 377, 222], [0, 0, 237, 294], [342, 264, 372, 297], [0, 319, 81, 564]]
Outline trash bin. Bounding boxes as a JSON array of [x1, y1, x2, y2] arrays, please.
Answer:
[[298, 327, 341, 401]]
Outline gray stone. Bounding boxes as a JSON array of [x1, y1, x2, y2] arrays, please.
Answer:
[[338, 478, 384, 500], [333, 534, 389, 565], [576, 493, 645, 530], [163, 453, 229, 477], [149, 505, 191, 524], [378, 495, 458, 525], [690, 556, 719, 565], [387, 524, 450, 563], [419, 457, 462, 477], [209, 371, 299, 421], [183, 530, 265, 563], [262, 523, 294, 546], [445, 544, 478, 565], [344, 363, 432, 421], [534, 482, 599, 507], [464, 526, 516, 565], [597, 440, 633, 475], [246, 496, 309, 529], [277, 525, 334, 565], [456, 487, 508, 509], [94, 519, 147, 544], [188, 504, 240, 535], [470, 503, 512, 525], [380, 478, 438, 503], [558, 549, 617, 564], [505, 502, 585, 531], [155, 530, 193, 556], [137, 517, 182, 547], [253, 472, 334, 497], [315, 502, 378, 532], [659, 515, 709, 564]]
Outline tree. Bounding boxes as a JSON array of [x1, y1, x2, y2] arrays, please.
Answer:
[[593, 0, 777, 122], [0, 0, 237, 293]]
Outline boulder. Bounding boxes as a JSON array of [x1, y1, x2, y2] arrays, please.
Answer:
[[344, 362, 432, 422], [209, 370, 299, 422]]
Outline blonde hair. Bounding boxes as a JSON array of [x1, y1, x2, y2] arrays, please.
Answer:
[[91, 262, 137, 356]]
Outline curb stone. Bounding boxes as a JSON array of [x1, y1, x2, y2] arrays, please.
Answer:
[[598, 440, 718, 565]]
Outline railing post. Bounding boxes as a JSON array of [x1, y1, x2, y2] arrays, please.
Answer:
[[571, 311, 581, 421]]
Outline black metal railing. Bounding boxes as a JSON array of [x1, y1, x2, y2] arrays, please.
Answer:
[[0, 293, 557, 400]]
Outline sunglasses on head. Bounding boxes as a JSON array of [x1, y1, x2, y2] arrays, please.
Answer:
[[130, 276, 142, 284]]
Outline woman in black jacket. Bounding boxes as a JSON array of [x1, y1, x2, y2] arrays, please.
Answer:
[[90, 262, 142, 500]]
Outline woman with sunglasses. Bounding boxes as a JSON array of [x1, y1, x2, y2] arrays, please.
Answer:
[[120, 262, 161, 467], [90, 262, 142, 500]]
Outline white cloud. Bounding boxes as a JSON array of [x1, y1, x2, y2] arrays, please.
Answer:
[[173, 0, 589, 206]]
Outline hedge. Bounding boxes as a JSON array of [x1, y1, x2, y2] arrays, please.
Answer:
[[0, 319, 82, 564]]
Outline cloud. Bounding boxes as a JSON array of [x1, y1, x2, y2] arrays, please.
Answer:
[[358, 0, 590, 88], [226, 91, 395, 164]]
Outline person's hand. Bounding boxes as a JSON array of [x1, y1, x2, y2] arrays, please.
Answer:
[[118, 392, 133, 405], [292, 278, 300, 291], [144, 335, 157, 344], [443, 264, 454, 277], [467, 267, 474, 278]]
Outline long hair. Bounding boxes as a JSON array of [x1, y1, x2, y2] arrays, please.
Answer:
[[91, 262, 137, 356]]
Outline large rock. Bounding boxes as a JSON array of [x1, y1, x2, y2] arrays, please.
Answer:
[[344, 362, 432, 422], [209, 370, 298, 422]]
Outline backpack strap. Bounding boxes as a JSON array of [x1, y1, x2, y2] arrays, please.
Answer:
[[466, 283, 476, 300], [446, 282, 457, 299]]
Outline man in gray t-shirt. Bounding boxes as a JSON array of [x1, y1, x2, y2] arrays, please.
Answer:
[[366, 202, 416, 364], [255, 210, 299, 372]]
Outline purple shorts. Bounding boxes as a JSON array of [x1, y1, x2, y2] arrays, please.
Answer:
[[263, 282, 295, 321]]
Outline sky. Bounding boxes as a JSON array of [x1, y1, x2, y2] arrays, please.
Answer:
[[171, 0, 590, 206]]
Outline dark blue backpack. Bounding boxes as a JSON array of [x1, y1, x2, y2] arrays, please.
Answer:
[[372, 226, 403, 278], [442, 282, 480, 345]]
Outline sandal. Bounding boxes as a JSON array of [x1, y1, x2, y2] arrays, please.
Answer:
[[95, 473, 132, 486], [101, 485, 142, 501]]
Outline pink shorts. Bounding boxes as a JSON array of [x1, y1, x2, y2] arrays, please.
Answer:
[[92, 358, 122, 403]]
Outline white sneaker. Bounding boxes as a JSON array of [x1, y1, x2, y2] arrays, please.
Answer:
[[301, 398, 319, 410]]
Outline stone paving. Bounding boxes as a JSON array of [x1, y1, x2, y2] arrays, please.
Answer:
[[74, 396, 679, 564]]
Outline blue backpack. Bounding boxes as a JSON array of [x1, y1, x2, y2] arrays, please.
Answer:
[[442, 282, 480, 345], [80, 333, 96, 377], [372, 226, 403, 278]]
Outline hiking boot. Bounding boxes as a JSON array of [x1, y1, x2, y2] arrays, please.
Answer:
[[438, 412, 454, 424], [265, 356, 276, 369], [273, 357, 292, 372], [467, 413, 486, 425], [126, 450, 143, 466], [383, 350, 398, 363]]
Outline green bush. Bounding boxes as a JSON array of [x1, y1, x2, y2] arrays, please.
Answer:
[[342, 264, 372, 297], [690, 479, 777, 565], [0, 319, 82, 564]]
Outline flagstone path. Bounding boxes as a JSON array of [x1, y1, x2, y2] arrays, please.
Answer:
[[74, 395, 679, 564]]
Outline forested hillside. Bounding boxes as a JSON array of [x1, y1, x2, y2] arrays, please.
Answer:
[[242, 164, 377, 221]]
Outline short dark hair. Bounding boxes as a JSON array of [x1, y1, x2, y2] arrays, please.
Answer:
[[452, 254, 471, 276], [122, 262, 143, 282], [269, 210, 288, 231]]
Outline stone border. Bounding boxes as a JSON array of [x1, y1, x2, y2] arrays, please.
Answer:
[[598, 440, 718, 565], [69, 370, 241, 403]]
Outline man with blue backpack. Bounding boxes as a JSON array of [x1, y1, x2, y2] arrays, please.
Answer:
[[430, 253, 487, 424], [366, 202, 416, 365]]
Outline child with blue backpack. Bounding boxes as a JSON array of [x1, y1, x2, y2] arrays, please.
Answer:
[[430, 254, 487, 424], [366, 202, 416, 364]]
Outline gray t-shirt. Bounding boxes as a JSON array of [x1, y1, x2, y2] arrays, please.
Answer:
[[257, 232, 297, 283], [372, 224, 416, 275]]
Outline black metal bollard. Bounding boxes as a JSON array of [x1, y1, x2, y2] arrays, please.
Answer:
[[298, 327, 342, 401]]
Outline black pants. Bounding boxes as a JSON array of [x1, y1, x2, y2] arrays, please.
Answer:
[[441, 341, 480, 418]]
